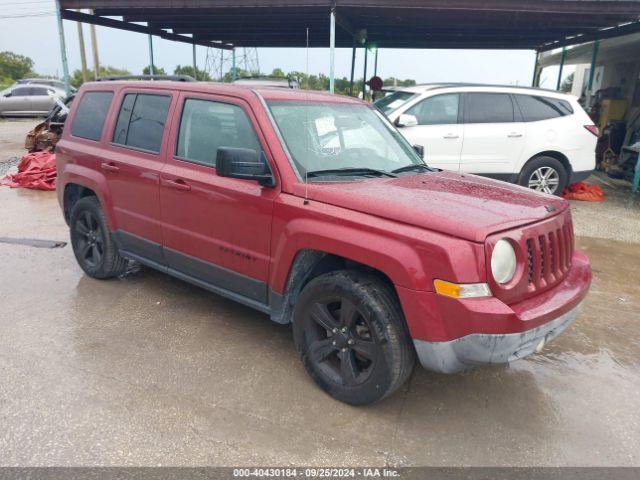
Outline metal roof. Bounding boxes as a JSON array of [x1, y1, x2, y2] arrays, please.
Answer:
[[59, 0, 640, 52]]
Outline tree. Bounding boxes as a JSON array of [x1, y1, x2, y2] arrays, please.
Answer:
[[70, 65, 131, 88], [173, 65, 211, 81], [143, 65, 167, 76], [271, 68, 285, 78], [0, 51, 34, 81]]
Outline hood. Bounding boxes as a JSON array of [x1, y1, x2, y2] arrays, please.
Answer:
[[296, 171, 568, 242]]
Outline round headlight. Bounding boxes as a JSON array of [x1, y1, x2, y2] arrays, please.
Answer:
[[491, 239, 517, 284]]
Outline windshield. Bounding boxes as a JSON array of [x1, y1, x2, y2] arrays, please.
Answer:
[[373, 91, 417, 115], [267, 101, 423, 180]]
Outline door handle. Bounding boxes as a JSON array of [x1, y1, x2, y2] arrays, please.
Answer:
[[162, 178, 191, 191], [507, 133, 523, 138], [100, 162, 120, 173], [443, 134, 460, 139]]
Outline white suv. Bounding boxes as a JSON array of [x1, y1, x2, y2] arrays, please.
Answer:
[[375, 85, 597, 195]]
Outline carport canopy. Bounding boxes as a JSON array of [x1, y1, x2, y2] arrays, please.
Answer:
[[56, 0, 640, 94], [59, 0, 640, 51]]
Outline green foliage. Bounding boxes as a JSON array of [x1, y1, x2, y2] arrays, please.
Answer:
[[383, 77, 417, 87], [173, 65, 211, 81], [0, 51, 34, 81], [70, 65, 131, 88], [143, 65, 167, 76]]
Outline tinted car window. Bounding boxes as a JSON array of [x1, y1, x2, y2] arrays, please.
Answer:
[[406, 93, 459, 125], [11, 87, 31, 96], [112, 94, 136, 145], [176, 98, 260, 167], [71, 91, 114, 141], [30, 87, 49, 96], [113, 93, 171, 153], [514, 94, 574, 122], [467, 93, 514, 123], [374, 91, 417, 115]]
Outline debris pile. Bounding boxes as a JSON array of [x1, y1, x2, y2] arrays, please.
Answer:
[[0, 151, 57, 191]]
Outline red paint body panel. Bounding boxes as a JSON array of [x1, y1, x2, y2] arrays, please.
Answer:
[[397, 251, 591, 342], [57, 81, 592, 346]]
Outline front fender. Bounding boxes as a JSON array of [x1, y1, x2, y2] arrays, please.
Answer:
[[269, 198, 485, 294]]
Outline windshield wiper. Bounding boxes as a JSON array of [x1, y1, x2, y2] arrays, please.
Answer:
[[306, 167, 397, 179], [391, 163, 433, 174]]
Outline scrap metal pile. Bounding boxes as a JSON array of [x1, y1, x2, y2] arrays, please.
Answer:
[[1, 94, 73, 191]]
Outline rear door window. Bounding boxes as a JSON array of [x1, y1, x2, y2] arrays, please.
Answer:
[[405, 93, 460, 125], [466, 93, 514, 123], [514, 94, 574, 121], [112, 93, 171, 153], [71, 91, 114, 141], [176, 98, 261, 167], [30, 87, 49, 96]]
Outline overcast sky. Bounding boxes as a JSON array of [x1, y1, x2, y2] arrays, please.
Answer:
[[0, 3, 569, 89]]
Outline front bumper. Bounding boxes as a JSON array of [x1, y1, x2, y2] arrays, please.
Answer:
[[413, 303, 580, 373]]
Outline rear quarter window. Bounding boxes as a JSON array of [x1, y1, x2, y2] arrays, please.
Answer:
[[71, 91, 114, 141], [514, 94, 574, 122]]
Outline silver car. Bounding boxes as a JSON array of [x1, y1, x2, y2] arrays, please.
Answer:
[[0, 84, 66, 117]]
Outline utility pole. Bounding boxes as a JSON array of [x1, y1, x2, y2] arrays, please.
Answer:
[[89, 10, 100, 79], [77, 16, 89, 83], [54, 0, 70, 95]]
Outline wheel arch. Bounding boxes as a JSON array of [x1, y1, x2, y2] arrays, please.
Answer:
[[270, 249, 399, 325], [520, 150, 572, 178], [63, 183, 97, 225]]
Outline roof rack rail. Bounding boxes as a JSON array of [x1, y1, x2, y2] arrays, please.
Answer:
[[96, 74, 196, 82], [233, 75, 299, 88]]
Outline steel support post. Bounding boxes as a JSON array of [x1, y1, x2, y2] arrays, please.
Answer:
[[329, 8, 336, 93], [192, 43, 197, 80], [556, 47, 567, 90], [148, 34, 155, 75], [361, 44, 368, 100]]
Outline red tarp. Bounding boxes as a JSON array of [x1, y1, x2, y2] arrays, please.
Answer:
[[562, 182, 605, 202], [0, 151, 56, 191]]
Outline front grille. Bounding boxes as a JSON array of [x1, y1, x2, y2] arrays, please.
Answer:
[[526, 221, 574, 290]]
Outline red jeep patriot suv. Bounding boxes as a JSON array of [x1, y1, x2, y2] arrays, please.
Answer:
[[57, 80, 591, 405]]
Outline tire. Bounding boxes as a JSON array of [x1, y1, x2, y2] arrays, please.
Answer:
[[292, 270, 415, 405], [70, 196, 128, 279], [518, 155, 568, 196]]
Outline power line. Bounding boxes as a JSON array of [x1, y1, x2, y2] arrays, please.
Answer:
[[0, 12, 55, 19]]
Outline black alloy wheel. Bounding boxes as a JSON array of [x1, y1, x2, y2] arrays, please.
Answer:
[[70, 196, 128, 279], [293, 270, 415, 405], [74, 209, 105, 269]]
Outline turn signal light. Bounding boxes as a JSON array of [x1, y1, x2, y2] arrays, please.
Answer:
[[434, 279, 491, 299]]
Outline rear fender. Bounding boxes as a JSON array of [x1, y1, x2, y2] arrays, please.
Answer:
[[59, 164, 116, 230]]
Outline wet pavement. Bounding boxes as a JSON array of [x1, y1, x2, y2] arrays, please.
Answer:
[[0, 185, 638, 467]]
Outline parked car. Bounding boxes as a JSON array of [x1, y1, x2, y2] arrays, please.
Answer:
[[0, 83, 66, 117], [16, 77, 76, 92], [375, 84, 598, 195], [56, 81, 591, 405]]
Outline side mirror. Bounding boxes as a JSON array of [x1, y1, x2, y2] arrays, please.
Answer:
[[413, 144, 425, 159], [4, 93, 11, 98], [216, 147, 275, 187], [395, 113, 418, 128]]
